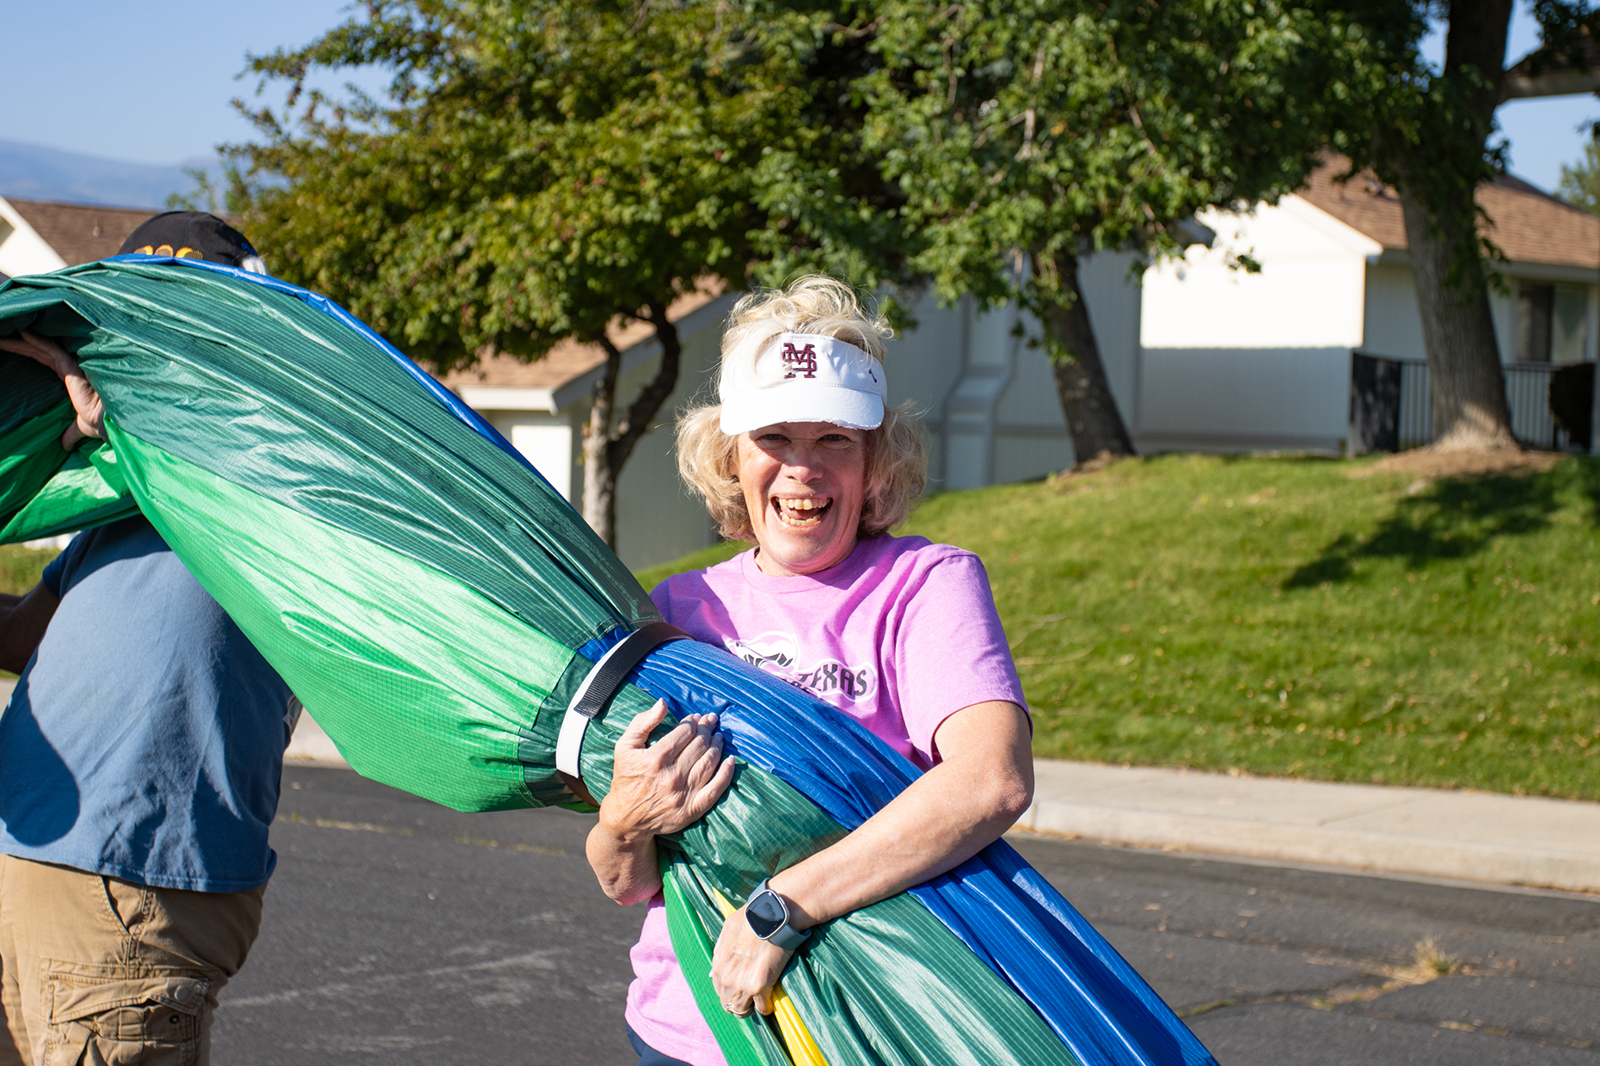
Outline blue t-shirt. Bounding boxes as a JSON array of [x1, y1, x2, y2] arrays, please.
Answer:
[[0, 516, 293, 891]]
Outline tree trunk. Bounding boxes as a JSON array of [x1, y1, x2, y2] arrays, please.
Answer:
[[1398, 186, 1517, 451], [1035, 249, 1137, 464], [581, 338, 623, 547], [580, 304, 683, 549], [1386, 0, 1518, 452]]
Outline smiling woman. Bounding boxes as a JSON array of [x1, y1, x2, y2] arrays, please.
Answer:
[[587, 277, 1046, 1065], [674, 282, 926, 560], [735, 421, 866, 577]]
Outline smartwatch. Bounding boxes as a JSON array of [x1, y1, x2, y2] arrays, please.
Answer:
[[744, 878, 811, 951]]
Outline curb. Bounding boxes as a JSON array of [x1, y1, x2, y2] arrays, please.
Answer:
[[1021, 760, 1600, 895]]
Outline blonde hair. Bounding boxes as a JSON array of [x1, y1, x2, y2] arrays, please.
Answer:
[[677, 277, 928, 541]]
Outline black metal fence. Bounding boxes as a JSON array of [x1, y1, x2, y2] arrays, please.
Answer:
[[1351, 351, 1596, 453]]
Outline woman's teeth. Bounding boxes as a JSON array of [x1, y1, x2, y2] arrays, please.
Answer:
[[775, 497, 830, 527]]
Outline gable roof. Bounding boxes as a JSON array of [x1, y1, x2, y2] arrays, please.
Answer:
[[435, 280, 728, 406], [1298, 155, 1600, 271], [4, 198, 157, 265]]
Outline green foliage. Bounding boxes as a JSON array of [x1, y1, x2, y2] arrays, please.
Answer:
[[853, 1, 1347, 334], [1559, 138, 1600, 214], [165, 166, 228, 215], [642, 456, 1600, 798], [1336, 2, 1599, 282], [1, 545, 54, 679], [227, 0, 909, 371]]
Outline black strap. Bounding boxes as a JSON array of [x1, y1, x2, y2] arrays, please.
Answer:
[[571, 621, 690, 722]]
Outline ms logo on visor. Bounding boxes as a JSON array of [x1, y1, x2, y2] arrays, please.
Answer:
[[781, 342, 819, 379]]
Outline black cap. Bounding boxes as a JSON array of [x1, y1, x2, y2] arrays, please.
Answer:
[[116, 212, 265, 273]]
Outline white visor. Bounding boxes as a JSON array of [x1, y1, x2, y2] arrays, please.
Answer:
[[719, 332, 887, 435]]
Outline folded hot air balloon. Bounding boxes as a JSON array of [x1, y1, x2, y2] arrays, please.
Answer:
[[0, 260, 1216, 1066]]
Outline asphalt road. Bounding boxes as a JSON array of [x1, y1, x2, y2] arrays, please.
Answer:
[[215, 765, 1600, 1064]]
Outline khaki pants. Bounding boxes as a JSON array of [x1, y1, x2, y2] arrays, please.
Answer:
[[0, 855, 265, 1066]]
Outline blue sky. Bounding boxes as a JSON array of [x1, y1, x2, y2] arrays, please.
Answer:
[[0, 0, 384, 166], [2, 1, 1596, 193]]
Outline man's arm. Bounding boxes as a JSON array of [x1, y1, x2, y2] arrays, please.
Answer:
[[0, 330, 105, 449], [0, 583, 60, 674]]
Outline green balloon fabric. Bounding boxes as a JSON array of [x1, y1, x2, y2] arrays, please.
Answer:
[[0, 260, 1213, 1066]]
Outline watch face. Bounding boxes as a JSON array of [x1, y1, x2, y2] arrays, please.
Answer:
[[747, 890, 786, 939]]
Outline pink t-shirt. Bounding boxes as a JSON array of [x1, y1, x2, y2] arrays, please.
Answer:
[[623, 534, 1026, 1065]]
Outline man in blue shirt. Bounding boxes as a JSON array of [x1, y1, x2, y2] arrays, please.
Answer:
[[0, 214, 294, 1066]]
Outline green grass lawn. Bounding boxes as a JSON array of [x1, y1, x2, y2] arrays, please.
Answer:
[[641, 454, 1600, 800], [0, 544, 54, 598]]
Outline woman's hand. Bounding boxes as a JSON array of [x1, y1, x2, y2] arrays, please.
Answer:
[[711, 905, 794, 1018], [0, 330, 105, 449], [585, 700, 736, 905], [601, 700, 734, 841]]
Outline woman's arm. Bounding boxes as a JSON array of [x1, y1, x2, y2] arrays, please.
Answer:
[[712, 699, 1032, 1014], [585, 700, 737, 906]]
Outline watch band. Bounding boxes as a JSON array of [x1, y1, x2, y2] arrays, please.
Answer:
[[745, 878, 811, 952]]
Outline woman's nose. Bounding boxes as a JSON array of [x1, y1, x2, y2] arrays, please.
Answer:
[[781, 444, 825, 476]]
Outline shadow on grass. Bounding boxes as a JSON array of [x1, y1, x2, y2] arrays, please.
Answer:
[[1284, 470, 1565, 588], [1578, 456, 1600, 527]]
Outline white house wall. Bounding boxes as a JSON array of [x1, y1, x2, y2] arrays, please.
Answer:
[[1490, 285, 1516, 363], [1361, 262, 1427, 361], [1138, 347, 1351, 452], [885, 294, 968, 487], [921, 250, 1141, 490], [0, 197, 67, 278], [594, 317, 723, 569], [1142, 198, 1377, 351], [939, 300, 1020, 491], [1137, 197, 1379, 453], [1366, 255, 1599, 367]]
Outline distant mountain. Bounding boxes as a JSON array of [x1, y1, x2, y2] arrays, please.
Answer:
[[0, 139, 219, 210]]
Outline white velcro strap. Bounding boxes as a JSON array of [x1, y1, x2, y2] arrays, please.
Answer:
[[555, 622, 689, 782]]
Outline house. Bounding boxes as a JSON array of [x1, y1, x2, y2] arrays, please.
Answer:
[[440, 257, 1141, 570], [1135, 156, 1600, 453], [0, 195, 154, 277]]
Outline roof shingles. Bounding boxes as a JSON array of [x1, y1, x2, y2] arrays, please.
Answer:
[[6, 199, 156, 266], [1299, 156, 1600, 270], [435, 282, 725, 390]]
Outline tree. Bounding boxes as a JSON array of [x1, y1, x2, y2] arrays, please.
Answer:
[[849, 0, 1352, 462], [1558, 138, 1600, 212], [228, 0, 907, 546], [1338, 2, 1600, 453]]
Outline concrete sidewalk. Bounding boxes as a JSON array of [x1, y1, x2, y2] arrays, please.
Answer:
[[5, 681, 1591, 897], [1021, 759, 1600, 895]]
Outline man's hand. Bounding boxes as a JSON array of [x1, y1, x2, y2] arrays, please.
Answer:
[[0, 330, 105, 449]]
